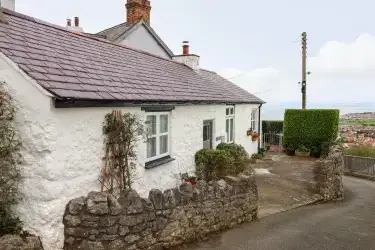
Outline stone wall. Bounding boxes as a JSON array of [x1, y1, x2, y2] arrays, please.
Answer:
[[314, 145, 344, 201], [63, 173, 258, 250], [0, 234, 44, 250]]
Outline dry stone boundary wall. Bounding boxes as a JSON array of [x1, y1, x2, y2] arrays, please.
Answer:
[[63, 173, 258, 250], [314, 145, 344, 201]]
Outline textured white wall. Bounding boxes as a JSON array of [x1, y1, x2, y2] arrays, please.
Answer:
[[0, 53, 260, 249], [120, 25, 171, 59]]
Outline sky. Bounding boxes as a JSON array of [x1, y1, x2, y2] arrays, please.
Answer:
[[12, 0, 375, 106]]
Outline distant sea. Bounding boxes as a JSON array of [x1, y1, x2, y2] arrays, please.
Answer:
[[262, 102, 375, 120]]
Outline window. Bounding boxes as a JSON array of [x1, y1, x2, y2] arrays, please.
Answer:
[[146, 113, 170, 161], [225, 106, 235, 143], [251, 108, 258, 131]]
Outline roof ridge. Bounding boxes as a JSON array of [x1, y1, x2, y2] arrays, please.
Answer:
[[96, 21, 128, 35], [2, 8, 189, 68]]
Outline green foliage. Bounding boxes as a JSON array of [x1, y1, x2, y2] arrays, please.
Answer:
[[258, 147, 266, 157], [195, 149, 233, 181], [262, 120, 284, 134], [296, 145, 309, 152], [341, 118, 375, 127], [216, 143, 250, 173], [283, 109, 340, 150], [101, 111, 145, 194], [344, 145, 375, 157], [0, 82, 23, 236]]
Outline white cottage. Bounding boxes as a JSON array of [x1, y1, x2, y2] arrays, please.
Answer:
[[0, 3, 264, 250]]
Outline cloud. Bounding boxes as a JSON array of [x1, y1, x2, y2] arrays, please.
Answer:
[[219, 34, 375, 104]]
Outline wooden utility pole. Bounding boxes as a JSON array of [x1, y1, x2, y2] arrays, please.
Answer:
[[301, 32, 307, 109]]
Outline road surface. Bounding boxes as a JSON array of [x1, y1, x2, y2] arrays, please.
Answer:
[[181, 176, 375, 250]]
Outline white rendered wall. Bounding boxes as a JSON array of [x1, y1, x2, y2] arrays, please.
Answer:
[[0, 53, 260, 250], [119, 25, 171, 59]]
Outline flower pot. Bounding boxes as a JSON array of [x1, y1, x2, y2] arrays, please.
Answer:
[[295, 151, 310, 157], [285, 149, 295, 156]]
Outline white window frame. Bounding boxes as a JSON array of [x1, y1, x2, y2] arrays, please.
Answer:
[[145, 112, 170, 162], [251, 108, 258, 131], [225, 106, 235, 143]]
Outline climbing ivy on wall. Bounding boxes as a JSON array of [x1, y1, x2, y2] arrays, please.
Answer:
[[100, 110, 145, 195], [0, 82, 23, 236]]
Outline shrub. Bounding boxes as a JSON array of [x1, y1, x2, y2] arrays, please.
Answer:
[[195, 149, 234, 181], [283, 109, 340, 150], [0, 82, 23, 236], [296, 145, 309, 152], [216, 143, 250, 173], [344, 145, 375, 158], [262, 120, 284, 134]]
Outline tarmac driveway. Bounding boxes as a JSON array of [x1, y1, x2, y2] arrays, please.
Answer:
[[177, 176, 375, 250]]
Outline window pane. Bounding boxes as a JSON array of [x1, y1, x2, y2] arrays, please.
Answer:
[[230, 118, 234, 142], [146, 115, 156, 135], [160, 135, 168, 154], [160, 115, 168, 133], [226, 108, 229, 116], [226, 119, 229, 139], [230, 108, 234, 115], [203, 125, 208, 141], [147, 137, 156, 158]]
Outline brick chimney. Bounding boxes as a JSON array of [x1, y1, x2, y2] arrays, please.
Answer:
[[65, 16, 84, 33], [126, 0, 151, 24], [173, 41, 200, 71]]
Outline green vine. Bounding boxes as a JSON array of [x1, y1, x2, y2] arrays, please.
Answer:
[[0, 81, 22, 236], [100, 110, 145, 194]]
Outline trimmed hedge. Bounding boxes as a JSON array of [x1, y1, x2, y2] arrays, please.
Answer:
[[195, 143, 251, 181], [216, 143, 250, 174], [195, 149, 233, 181], [262, 120, 284, 134], [283, 109, 340, 150]]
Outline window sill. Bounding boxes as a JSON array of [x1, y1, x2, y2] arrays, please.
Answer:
[[145, 156, 175, 169]]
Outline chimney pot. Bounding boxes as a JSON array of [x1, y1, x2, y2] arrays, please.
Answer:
[[182, 41, 190, 55], [66, 18, 72, 26], [74, 16, 79, 27]]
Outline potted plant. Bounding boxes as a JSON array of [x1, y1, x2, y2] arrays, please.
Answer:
[[247, 128, 253, 136], [258, 148, 266, 158], [252, 132, 260, 141], [251, 153, 258, 164], [310, 146, 321, 158], [183, 175, 197, 185], [295, 145, 310, 157], [265, 143, 271, 151], [285, 145, 295, 156]]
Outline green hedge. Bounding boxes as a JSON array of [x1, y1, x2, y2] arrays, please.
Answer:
[[195, 149, 233, 181], [262, 120, 284, 134], [283, 109, 340, 150], [195, 143, 250, 181], [216, 143, 250, 174]]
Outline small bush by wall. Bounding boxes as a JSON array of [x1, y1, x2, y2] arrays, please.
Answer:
[[216, 143, 250, 174], [63, 173, 258, 250], [262, 120, 283, 134], [283, 109, 340, 150], [195, 149, 233, 181], [344, 145, 375, 157]]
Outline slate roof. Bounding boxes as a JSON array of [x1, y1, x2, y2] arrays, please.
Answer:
[[0, 9, 264, 105], [96, 20, 174, 58]]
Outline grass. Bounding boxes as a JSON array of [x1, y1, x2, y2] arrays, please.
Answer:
[[344, 145, 375, 157], [340, 118, 375, 126]]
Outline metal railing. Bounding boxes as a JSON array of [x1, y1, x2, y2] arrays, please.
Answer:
[[262, 132, 283, 151], [344, 155, 375, 176]]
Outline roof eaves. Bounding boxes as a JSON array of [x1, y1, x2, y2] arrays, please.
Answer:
[[54, 98, 264, 109], [0, 51, 55, 98]]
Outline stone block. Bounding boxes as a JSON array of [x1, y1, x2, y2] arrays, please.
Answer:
[[87, 199, 109, 215], [149, 189, 164, 210], [108, 239, 126, 250], [68, 197, 85, 215], [64, 215, 81, 227], [79, 240, 105, 250], [163, 189, 177, 208]]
